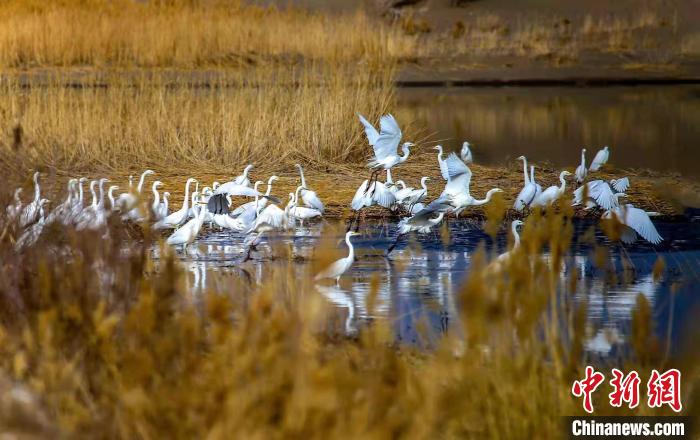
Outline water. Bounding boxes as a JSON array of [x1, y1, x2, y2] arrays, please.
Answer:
[[395, 85, 700, 179], [169, 212, 700, 358]]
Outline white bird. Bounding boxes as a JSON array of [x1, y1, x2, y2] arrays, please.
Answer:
[[19, 172, 42, 228], [434, 145, 449, 180], [387, 197, 450, 254], [350, 175, 396, 211], [107, 185, 120, 212], [575, 148, 587, 183], [166, 199, 207, 253], [76, 178, 110, 230], [208, 175, 264, 215], [573, 178, 629, 210], [6, 188, 23, 222], [119, 170, 155, 218], [315, 231, 360, 284], [242, 193, 292, 261], [602, 204, 663, 245], [231, 176, 278, 218], [439, 152, 501, 216], [151, 181, 167, 220], [461, 141, 473, 164], [46, 179, 78, 225], [496, 220, 524, 264], [15, 199, 49, 250], [589, 146, 610, 171], [358, 113, 413, 176], [295, 164, 324, 213], [160, 192, 170, 219], [71, 177, 88, 217], [289, 185, 323, 226], [514, 156, 536, 211], [153, 178, 197, 229], [396, 177, 430, 210], [531, 171, 572, 208], [233, 164, 254, 188]]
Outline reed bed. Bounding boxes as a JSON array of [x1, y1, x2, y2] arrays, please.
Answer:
[[0, 188, 692, 438]]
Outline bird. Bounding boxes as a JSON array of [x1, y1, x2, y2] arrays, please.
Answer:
[[118, 170, 155, 218], [387, 197, 450, 254], [233, 164, 254, 188], [231, 176, 278, 218], [461, 141, 473, 164], [530, 165, 543, 199], [573, 178, 629, 210], [439, 152, 501, 216], [295, 164, 324, 213], [395, 176, 429, 210], [150, 181, 167, 220], [15, 199, 50, 250], [514, 156, 536, 211], [602, 204, 662, 245], [153, 178, 197, 229], [242, 192, 291, 261], [289, 185, 323, 227], [531, 171, 572, 208], [107, 185, 120, 212], [315, 231, 360, 284], [19, 172, 43, 228], [575, 148, 587, 183], [166, 198, 208, 253], [207, 173, 264, 215], [348, 171, 397, 231], [589, 146, 610, 171], [495, 220, 524, 264], [434, 145, 449, 180], [358, 113, 414, 185]]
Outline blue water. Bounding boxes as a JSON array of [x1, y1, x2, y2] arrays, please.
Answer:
[[165, 211, 700, 357]]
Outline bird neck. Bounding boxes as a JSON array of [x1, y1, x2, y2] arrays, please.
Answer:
[[78, 183, 84, 206], [512, 227, 521, 249], [183, 180, 193, 210], [581, 151, 586, 167], [97, 181, 106, 209], [298, 166, 307, 187], [558, 173, 568, 192], [400, 147, 410, 162], [137, 172, 148, 193], [521, 159, 530, 184], [345, 234, 355, 261], [108, 189, 116, 208], [421, 179, 428, 191], [473, 189, 496, 206], [152, 185, 160, 206]]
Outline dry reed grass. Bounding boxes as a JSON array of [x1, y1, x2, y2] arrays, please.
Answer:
[[0, 185, 692, 438]]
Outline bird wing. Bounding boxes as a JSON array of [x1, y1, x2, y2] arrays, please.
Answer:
[[371, 182, 396, 208], [585, 180, 617, 210], [444, 153, 470, 180], [444, 173, 470, 197], [589, 149, 607, 171], [215, 182, 262, 197], [620, 205, 663, 244], [438, 156, 449, 181], [258, 205, 286, 229], [301, 190, 325, 213], [610, 177, 630, 193], [372, 114, 402, 161], [357, 113, 379, 146], [351, 180, 370, 210], [412, 195, 452, 218]]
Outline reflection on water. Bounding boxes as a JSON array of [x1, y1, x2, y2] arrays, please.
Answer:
[[396, 85, 700, 178], [160, 217, 700, 357]]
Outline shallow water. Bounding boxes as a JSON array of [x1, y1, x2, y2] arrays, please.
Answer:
[[168, 211, 700, 358], [396, 85, 700, 179]]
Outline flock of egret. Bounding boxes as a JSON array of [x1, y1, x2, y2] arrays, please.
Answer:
[[6, 113, 663, 284]]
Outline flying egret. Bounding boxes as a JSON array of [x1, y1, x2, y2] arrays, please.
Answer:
[[573, 178, 629, 210], [514, 156, 536, 211], [589, 146, 609, 171], [315, 231, 360, 284], [348, 171, 396, 231], [575, 148, 587, 183], [387, 197, 451, 254], [295, 164, 325, 213], [531, 171, 572, 208], [153, 178, 197, 229], [439, 152, 501, 216], [602, 204, 662, 245], [461, 141, 473, 164], [357, 113, 414, 186]]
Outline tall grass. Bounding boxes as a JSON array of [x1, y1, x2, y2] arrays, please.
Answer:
[[0, 67, 395, 174]]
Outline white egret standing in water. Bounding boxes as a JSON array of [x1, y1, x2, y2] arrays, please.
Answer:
[[315, 231, 360, 284], [514, 156, 536, 211], [531, 171, 572, 208], [295, 164, 324, 213]]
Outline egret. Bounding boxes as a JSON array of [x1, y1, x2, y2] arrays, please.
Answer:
[[575, 148, 587, 183], [439, 152, 501, 216], [496, 220, 523, 263], [358, 113, 414, 186], [573, 178, 629, 210], [531, 171, 572, 208], [315, 231, 360, 284], [242, 191, 291, 261], [19, 172, 42, 228], [46, 179, 76, 225], [289, 185, 323, 227], [6, 188, 23, 222], [151, 181, 166, 220], [461, 141, 473, 164], [15, 199, 49, 250], [119, 170, 154, 217], [434, 145, 449, 180], [233, 164, 254, 188], [514, 156, 536, 211], [602, 204, 662, 245], [295, 164, 325, 213], [589, 146, 609, 171], [231, 176, 278, 218], [153, 178, 197, 229], [349, 171, 396, 231], [387, 197, 451, 254], [166, 199, 208, 254]]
